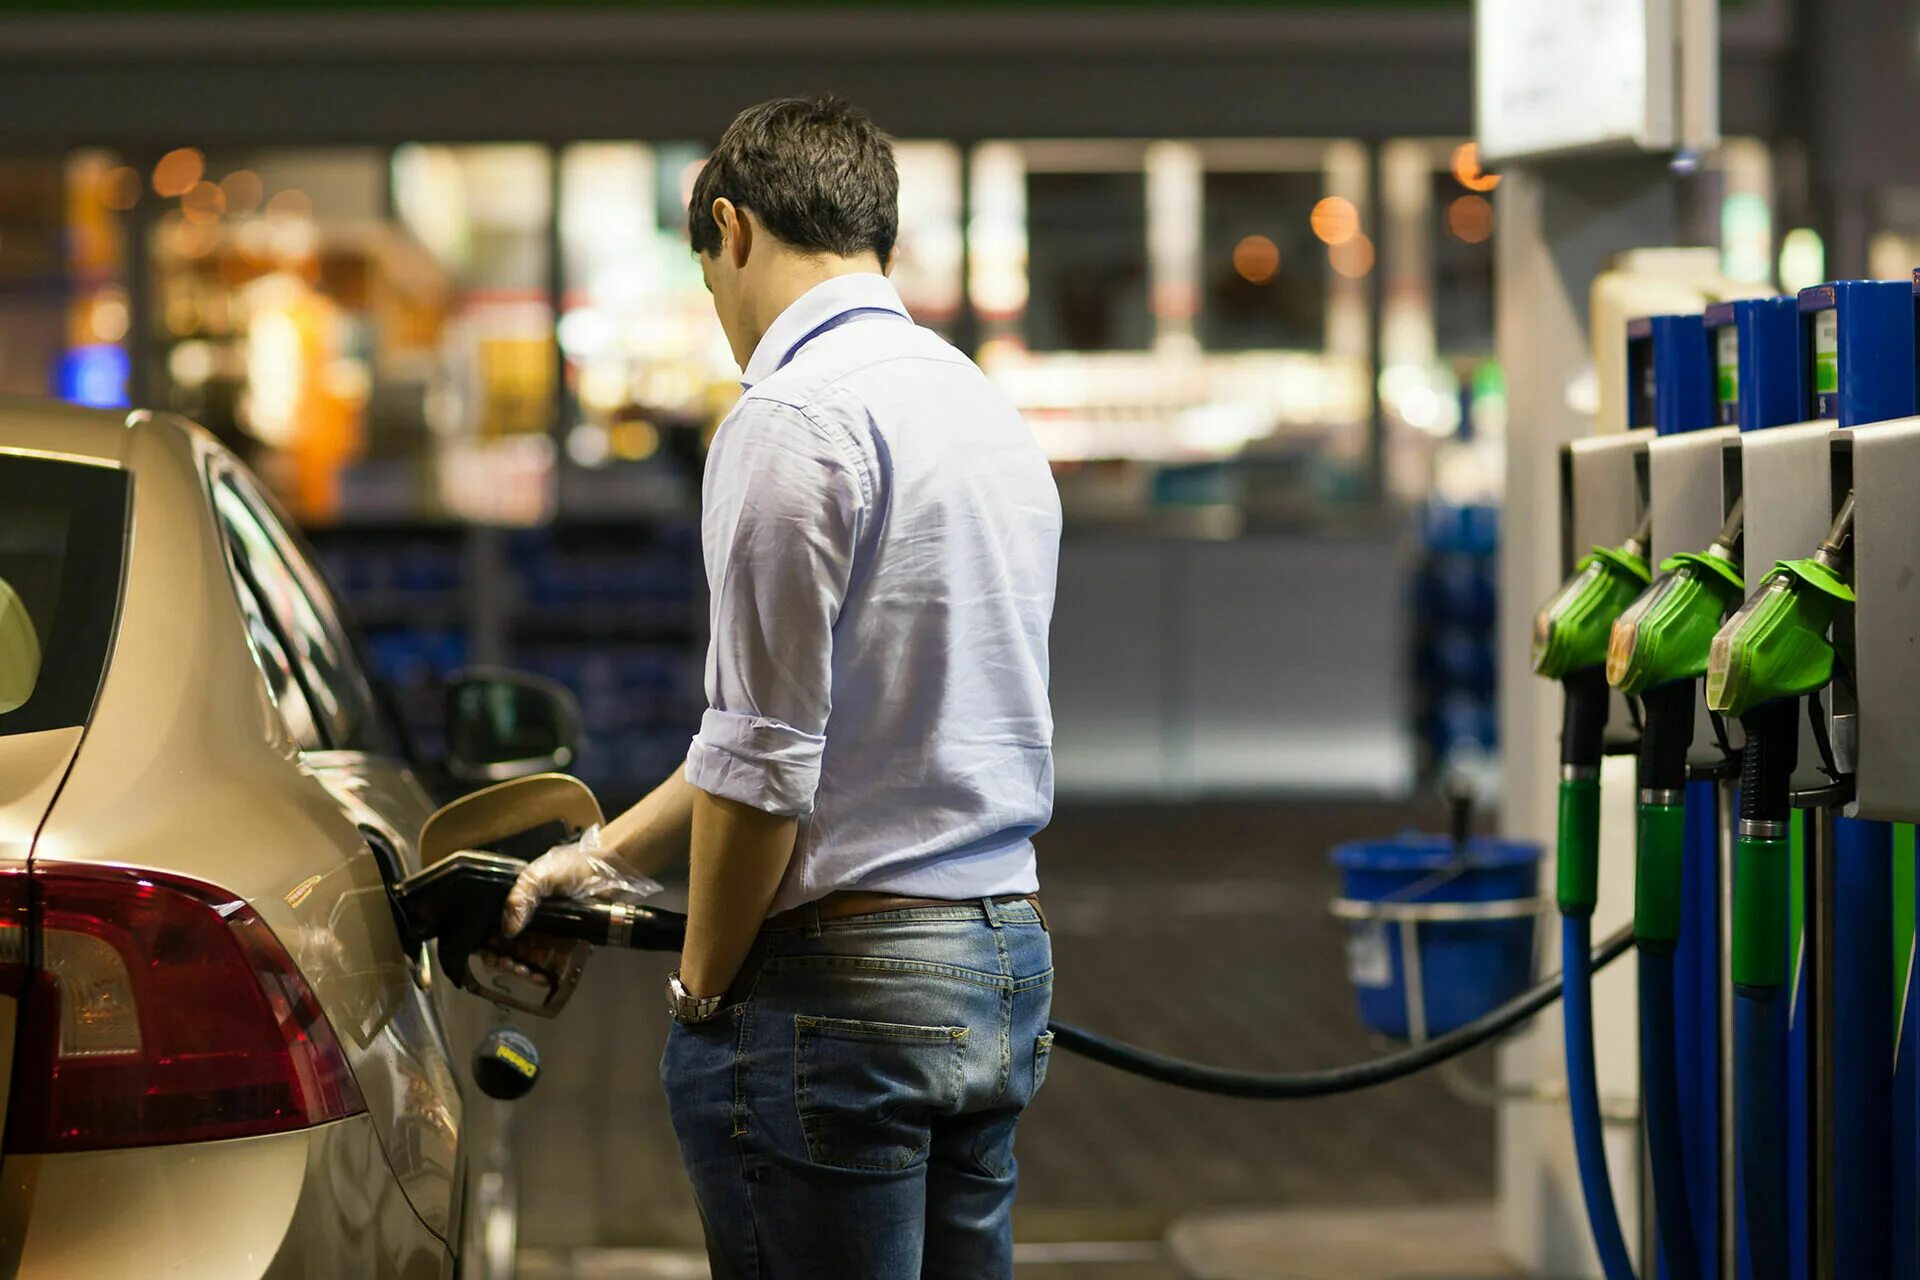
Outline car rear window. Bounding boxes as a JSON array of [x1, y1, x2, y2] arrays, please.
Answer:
[[0, 454, 131, 737]]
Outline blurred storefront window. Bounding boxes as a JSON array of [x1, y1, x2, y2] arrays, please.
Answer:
[[147, 147, 439, 523], [973, 138, 1370, 515], [556, 141, 729, 482], [1378, 139, 1502, 508], [392, 143, 556, 526], [1025, 167, 1152, 353], [0, 154, 131, 406]]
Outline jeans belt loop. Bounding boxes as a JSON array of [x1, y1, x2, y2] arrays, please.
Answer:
[[803, 900, 824, 940], [982, 895, 1003, 929]]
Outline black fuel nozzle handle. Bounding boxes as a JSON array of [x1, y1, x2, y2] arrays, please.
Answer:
[[523, 896, 689, 951], [397, 851, 690, 1003], [1737, 697, 1800, 826], [1637, 681, 1696, 796], [1561, 665, 1612, 773]]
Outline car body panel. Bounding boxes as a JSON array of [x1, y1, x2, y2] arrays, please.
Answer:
[[14, 411, 465, 1251], [0, 729, 85, 864], [0, 1115, 448, 1279], [0, 399, 135, 471], [0, 727, 82, 1132]]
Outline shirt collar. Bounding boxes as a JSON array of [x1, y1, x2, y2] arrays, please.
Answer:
[[740, 273, 911, 388]]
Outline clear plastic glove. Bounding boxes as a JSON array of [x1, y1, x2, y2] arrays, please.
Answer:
[[500, 825, 662, 938]]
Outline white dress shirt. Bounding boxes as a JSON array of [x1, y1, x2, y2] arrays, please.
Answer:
[[684, 273, 1061, 914]]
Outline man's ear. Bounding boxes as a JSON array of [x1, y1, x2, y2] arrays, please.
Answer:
[[712, 199, 753, 270]]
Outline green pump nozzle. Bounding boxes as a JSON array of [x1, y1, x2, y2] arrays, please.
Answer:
[[1607, 499, 1747, 697], [1705, 493, 1856, 719], [1532, 513, 1654, 681]]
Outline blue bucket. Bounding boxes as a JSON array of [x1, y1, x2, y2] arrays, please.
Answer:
[[1331, 834, 1542, 1039]]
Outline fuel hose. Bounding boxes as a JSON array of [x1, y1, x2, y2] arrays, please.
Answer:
[[1046, 922, 1634, 1098], [1635, 681, 1701, 1280], [1555, 665, 1639, 1280], [1732, 697, 1797, 1280]]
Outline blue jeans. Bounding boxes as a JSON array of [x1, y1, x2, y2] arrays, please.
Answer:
[[661, 897, 1054, 1279]]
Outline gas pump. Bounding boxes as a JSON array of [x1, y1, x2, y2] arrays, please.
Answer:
[[1605, 295, 1802, 1280], [1607, 311, 1722, 1280], [1532, 427, 1652, 1280], [1708, 278, 1914, 1279], [1818, 268, 1920, 1280]]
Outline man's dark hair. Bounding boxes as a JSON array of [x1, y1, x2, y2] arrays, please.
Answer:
[[688, 95, 898, 264]]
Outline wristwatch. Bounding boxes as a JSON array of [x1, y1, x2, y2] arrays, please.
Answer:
[[666, 971, 726, 1024]]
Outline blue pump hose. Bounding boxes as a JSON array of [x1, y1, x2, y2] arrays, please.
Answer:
[[1639, 946, 1700, 1279], [1735, 987, 1787, 1280], [1563, 912, 1638, 1280]]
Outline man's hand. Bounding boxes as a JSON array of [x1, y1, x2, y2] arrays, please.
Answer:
[[500, 824, 661, 938]]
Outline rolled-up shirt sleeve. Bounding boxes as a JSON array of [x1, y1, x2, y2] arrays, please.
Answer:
[[685, 397, 865, 816]]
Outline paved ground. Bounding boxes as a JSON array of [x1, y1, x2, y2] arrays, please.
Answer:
[[510, 799, 1509, 1276]]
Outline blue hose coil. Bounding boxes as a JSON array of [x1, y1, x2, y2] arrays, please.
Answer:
[[1640, 946, 1700, 1280], [1563, 912, 1638, 1280]]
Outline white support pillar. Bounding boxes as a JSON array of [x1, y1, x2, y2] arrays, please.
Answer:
[[1494, 158, 1684, 1278]]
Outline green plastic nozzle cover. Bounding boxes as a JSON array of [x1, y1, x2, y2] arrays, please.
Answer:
[[1704, 558, 1854, 718], [1532, 544, 1652, 680], [1606, 550, 1746, 697]]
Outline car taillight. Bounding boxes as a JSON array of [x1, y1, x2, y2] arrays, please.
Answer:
[[2, 863, 363, 1153]]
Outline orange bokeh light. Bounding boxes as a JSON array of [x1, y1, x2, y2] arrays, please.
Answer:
[[1309, 196, 1359, 246], [1329, 232, 1375, 279], [1447, 194, 1494, 244], [181, 180, 227, 225], [103, 166, 142, 211], [266, 189, 313, 221], [1451, 142, 1500, 194], [1232, 234, 1281, 284], [221, 169, 264, 215], [152, 147, 205, 199]]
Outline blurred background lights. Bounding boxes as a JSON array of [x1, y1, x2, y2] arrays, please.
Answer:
[[167, 338, 216, 389], [1329, 232, 1375, 278], [151, 147, 204, 198], [102, 165, 141, 211], [180, 179, 226, 224], [1778, 227, 1826, 295], [1309, 196, 1359, 246], [219, 169, 264, 215], [1720, 192, 1773, 285], [556, 307, 616, 360], [1449, 142, 1500, 193], [266, 188, 313, 221], [609, 418, 660, 461], [1446, 194, 1493, 244], [566, 423, 612, 468], [1231, 234, 1281, 284], [88, 290, 130, 344]]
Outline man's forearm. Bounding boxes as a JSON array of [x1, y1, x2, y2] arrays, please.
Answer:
[[679, 788, 799, 997], [598, 764, 698, 877]]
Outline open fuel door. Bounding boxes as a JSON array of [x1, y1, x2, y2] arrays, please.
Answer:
[[401, 773, 683, 1017]]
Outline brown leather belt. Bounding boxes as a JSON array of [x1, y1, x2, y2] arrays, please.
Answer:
[[767, 890, 1046, 930]]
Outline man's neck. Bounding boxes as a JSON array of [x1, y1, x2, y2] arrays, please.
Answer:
[[746, 253, 885, 355]]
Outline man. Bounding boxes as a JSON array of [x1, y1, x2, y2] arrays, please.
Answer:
[[502, 95, 1062, 1278]]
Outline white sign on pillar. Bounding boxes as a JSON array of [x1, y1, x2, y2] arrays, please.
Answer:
[[1475, 0, 1718, 166]]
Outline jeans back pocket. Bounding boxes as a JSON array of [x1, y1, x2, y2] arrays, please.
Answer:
[[794, 1016, 968, 1171]]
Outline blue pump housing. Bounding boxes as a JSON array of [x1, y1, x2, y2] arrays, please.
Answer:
[[1797, 280, 1917, 426], [1627, 313, 1715, 435], [1704, 297, 1802, 432]]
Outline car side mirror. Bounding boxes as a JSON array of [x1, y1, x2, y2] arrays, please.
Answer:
[[444, 668, 583, 785]]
